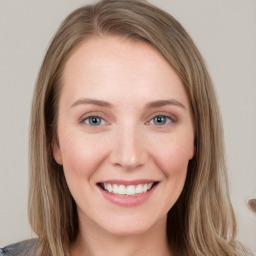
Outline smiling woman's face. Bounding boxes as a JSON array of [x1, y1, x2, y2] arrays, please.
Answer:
[[53, 36, 194, 237]]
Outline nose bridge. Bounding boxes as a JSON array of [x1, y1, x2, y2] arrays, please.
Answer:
[[110, 122, 147, 170]]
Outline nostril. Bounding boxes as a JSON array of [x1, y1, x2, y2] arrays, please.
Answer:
[[108, 131, 148, 170]]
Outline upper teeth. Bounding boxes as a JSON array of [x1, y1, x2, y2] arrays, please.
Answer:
[[103, 183, 154, 196]]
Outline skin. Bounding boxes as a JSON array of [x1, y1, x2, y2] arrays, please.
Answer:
[[53, 36, 194, 256]]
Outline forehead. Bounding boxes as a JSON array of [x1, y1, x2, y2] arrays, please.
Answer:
[[61, 36, 189, 107]]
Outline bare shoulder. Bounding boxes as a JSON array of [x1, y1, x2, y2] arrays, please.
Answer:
[[0, 239, 37, 256]]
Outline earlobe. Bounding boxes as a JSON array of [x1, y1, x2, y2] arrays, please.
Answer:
[[52, 137, 63, 165]]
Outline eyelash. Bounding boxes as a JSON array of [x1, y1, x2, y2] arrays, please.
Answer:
[[147, 115, 175, 126], [80, 114, 107, 127], [80, 113, 176, 128], [82, 115, 106, 126]]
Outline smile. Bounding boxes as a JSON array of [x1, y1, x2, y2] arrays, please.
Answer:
[[100, 182, 155, 196], [97, 180, 159, 206]]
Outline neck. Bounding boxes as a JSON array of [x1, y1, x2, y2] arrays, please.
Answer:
[[70, 215, 172, 256]]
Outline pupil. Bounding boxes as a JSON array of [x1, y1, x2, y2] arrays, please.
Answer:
[[92, 117, 98, 123], [155, 116, 166, 125], [90, 117, 100, 125]]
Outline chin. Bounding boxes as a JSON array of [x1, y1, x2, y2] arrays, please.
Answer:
[[97, 213, 167, 238]]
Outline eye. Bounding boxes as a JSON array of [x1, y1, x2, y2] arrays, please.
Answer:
[[150, 115, 172, 126], [84, 116, 106, 126]]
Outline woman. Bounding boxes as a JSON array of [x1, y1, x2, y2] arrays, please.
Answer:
[[0, 0, 253, 255]]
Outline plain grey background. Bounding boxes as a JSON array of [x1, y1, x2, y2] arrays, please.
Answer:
[[0, 0, 255, 251]]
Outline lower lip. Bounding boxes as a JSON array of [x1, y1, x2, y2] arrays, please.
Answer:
[[98, 184, 158, 207]]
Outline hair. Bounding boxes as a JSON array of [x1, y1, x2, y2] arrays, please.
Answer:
[[28, 0, 252, 255]]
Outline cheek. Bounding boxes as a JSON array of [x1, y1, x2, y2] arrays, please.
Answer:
[[153, 137, 192, 210], [59, 130, 109, 179], [153, 135, 193, 177]]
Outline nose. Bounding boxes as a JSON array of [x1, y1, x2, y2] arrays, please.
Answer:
[[109, 125, 148, 170]]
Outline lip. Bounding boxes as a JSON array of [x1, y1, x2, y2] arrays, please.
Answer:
[[98, 179, 156, 186], [97, 180, 159, 207]]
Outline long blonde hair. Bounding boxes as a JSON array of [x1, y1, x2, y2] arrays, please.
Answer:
[[29, 0, 251, 255]]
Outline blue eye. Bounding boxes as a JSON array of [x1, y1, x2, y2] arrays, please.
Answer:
[[84, 116, 105, 126], [151, 115, 172, 125]]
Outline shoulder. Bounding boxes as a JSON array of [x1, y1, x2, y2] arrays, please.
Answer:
[[0, 239, 37, 256]]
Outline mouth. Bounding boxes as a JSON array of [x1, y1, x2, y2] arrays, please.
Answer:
[[97, 181, 158, 196]]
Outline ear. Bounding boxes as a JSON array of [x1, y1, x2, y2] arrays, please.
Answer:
[[52, 136, 63, 165]]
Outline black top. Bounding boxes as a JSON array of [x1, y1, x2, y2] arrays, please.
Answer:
[[0, 239, 37, 256]]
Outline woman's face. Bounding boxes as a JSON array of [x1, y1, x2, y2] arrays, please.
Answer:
[[53, 36, 194, 236]]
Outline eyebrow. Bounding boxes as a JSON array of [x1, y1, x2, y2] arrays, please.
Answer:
[[145, 99, 186, 109], [71, 98, 112, 108], [71, 98, 186, 109]]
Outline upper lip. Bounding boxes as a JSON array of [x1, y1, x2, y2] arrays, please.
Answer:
[[97, 179, 158, 186]]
